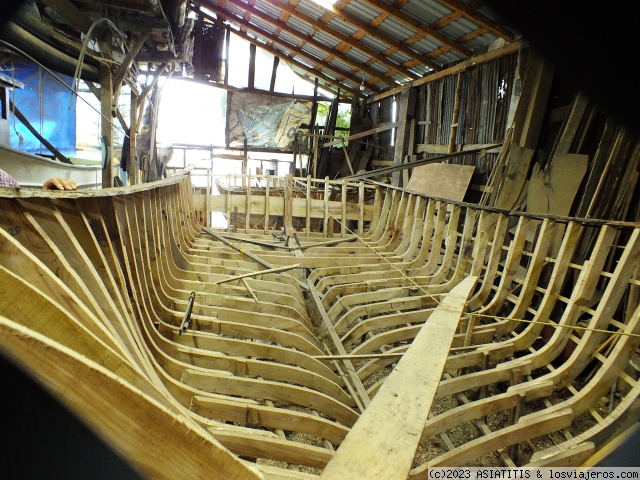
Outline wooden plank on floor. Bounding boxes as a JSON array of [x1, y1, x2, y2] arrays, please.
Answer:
[[319, 276, 478, 480]]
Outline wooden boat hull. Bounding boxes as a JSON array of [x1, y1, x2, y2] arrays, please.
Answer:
[[0, 171, 639, 478]]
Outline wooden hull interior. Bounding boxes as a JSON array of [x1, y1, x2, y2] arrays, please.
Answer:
[[1, 171, 639, 479]]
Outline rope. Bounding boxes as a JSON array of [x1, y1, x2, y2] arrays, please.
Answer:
[[469, 312, 640, 339], [289, 178, 640, 340]]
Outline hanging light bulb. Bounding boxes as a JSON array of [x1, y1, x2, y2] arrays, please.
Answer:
[[360, 75, 365, 91]]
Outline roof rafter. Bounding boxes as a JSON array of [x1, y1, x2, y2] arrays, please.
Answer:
[[263, 0, 420, 81], [312, 0, 442, 71], [437, 0, 515, 41], [197, 0, 395, 89], [356, 0, 472, 57], [198, 3, 363, 96]]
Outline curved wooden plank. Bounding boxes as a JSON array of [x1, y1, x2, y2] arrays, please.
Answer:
[[0, 317, 263, 480], [319, 276, 477, 480]]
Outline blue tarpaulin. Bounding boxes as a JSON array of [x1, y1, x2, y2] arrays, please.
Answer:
[[7, 60, 76, 157]]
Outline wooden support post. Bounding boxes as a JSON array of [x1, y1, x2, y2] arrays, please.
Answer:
[[224, 26, 230, 88], [269, 56, 279, 92], [248, 43, 256, 90], [245, 171, 251, 233], [233, 207, 237, 233], [306, 175, 311, 236], [323, 177, 330, 238], [448, 72, 464, 154], [264, 173, 271, 233], [404, 118, 416, 186], [391, 87, 416, 187], [341, 179, 347, 237], [241, 278, 259, 303], [242, 139, 248, 187], [341, 139, 355, 175], [313, 128, 320, 179], [358, 181, 364, 235], [225, 174, 231, 232], [284, 173, 294, 236], [205, 168, 211, 228], [128, 90, 138, 185], [100, 66, 114, 188]]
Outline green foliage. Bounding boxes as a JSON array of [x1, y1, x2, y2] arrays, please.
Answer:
[[316, 102, 352, 142]]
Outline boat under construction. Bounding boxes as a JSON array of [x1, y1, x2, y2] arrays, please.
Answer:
[[1, 1, 639, 478], [0, 168, 638, 478]]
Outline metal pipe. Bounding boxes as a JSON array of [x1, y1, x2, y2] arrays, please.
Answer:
[[178, 291, 196, 335]]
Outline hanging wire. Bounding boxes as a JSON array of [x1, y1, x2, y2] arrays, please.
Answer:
[[69, 17, 131, 112]]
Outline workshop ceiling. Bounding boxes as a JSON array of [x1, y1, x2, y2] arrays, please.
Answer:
[[196, 0, 518, 96], [0, 0, 519, 97]]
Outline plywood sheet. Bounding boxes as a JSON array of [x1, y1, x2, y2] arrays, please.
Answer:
[[493, 143, 535, 209], [406, 163, 475, 201], [527, 153, 589, 216]]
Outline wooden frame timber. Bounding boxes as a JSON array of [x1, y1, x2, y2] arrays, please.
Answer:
[[1, 170, 639, 478]]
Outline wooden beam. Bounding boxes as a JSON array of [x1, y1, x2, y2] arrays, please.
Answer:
[[128, 90, 138, 185], [8, 100, 72, 164], [39, 0, 93, 33], [248, 43, 256, 90], [311, 0, 442, 71], [345, 143, 501, 181], [269, 55, 279, 92], [392, 88, 417, 187], [100, 66, 113, 187], [436, 0, 516, 41], [257, 0, 420, 81], [368, 40, 522, 103], [201, 228, 309, 290], [113, 33, 148, 97], [359, 0, 472, 57], [319, 276, 477, 480], [212, 264, 302, 285], [322, 122, 399, 147], [198, 0, 390, 89], [284, 173, 294, 235], [308, 283, 371, 410], [202, 8, 360, 97]]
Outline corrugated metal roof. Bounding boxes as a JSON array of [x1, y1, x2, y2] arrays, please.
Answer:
[[376, 17, 420, 45], [312, 30, 342, 50], [295, 1, 328, 20], [342, 0, 385, 23], [325, 17, 360, 37], [196, 0, 518, 97]]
